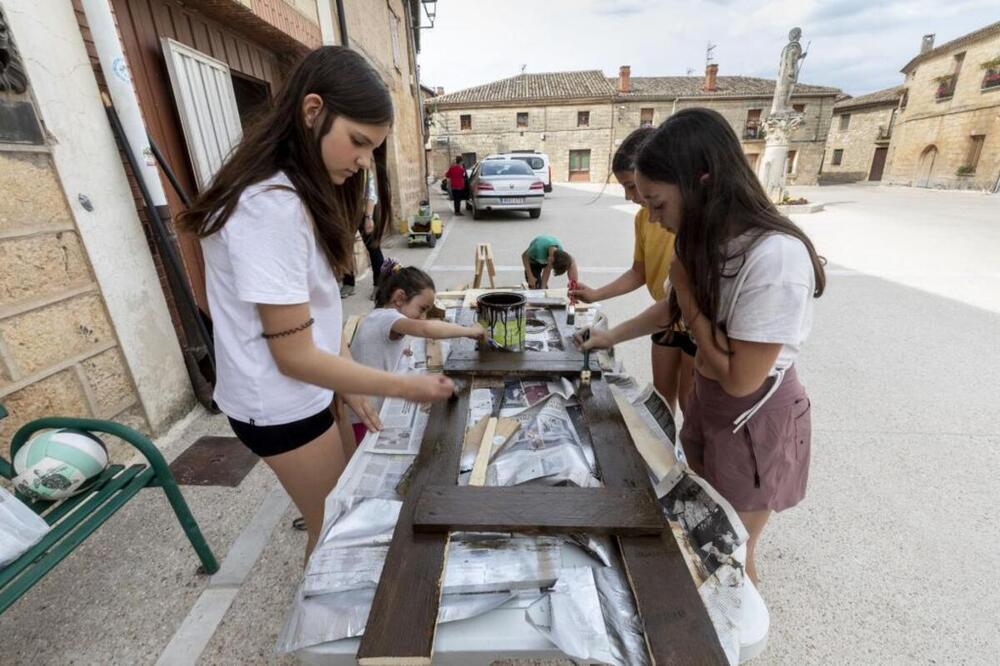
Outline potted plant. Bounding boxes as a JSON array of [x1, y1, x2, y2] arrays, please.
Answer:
[[981, 56, 1000, 89], [933, 74, 955, 99]]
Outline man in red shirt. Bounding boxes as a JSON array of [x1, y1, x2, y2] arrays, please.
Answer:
[[444, 156, 467, 216]]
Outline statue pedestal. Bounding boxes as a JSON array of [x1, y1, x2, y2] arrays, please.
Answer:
[[756, 111, 803, 203]]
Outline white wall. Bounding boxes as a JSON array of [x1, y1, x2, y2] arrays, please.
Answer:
[[4, 0, 194, 432]]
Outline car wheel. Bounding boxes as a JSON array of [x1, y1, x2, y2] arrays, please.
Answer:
[[529, 209, 541, 219], [543, 184, 552, 193], [427, 233, 436, 247], [473, 206, 483, 220]]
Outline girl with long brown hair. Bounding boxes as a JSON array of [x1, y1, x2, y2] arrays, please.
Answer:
[[581, 108, 824, 582], [179, 47, 454, 559]]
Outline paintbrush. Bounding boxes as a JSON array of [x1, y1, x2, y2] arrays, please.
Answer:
[[566, 279, 578, 326], [579, 328, 592, 394]]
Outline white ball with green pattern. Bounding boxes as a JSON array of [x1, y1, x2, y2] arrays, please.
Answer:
[[12, 429, 109, 501]]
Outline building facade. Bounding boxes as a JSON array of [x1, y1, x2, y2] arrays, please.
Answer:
[[0, 0, 429, 455], [820, 86, 903, 183], [426, 65, 840, 186], [883, 21, 1000, 191]]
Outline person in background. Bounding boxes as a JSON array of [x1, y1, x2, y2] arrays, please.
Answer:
[[445, 156, 467, 216], [522, 234, 577, 289], [340, 168, 385, 299]]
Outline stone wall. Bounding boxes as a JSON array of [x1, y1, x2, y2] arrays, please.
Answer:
[[820, 105, 896, 183], [428, 102, 615, 183], [428, 93, 837, 186], [884, 30, 1000, 190], [0, 149, 147, 463], [348, 0, 427, 230]]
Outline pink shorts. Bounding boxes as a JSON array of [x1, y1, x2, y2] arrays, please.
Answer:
[[352, 422, 369, 445], [680, 366, 812, 512]]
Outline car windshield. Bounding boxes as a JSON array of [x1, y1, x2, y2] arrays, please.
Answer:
[[512, 156, 545, 170], [481, 160, 534, 177]]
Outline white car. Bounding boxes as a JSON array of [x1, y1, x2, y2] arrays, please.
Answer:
[[469, 160, 544, 220], [484, 152, 551, 192]]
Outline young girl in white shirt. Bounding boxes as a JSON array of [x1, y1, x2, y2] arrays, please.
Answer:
[[347, 263, 485, 445], [179, 47, 454, 559], [580, 107, 825, 583]]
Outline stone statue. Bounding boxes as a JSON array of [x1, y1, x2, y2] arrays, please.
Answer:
[[771, 27, 806, 114], [757, 28, 808, 203]]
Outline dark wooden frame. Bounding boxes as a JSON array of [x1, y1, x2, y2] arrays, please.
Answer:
[[357, 379, 727, 665], [444, 306, 602, 376]]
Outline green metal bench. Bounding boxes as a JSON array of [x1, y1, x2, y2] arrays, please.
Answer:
[[0, 403, 219, 614]]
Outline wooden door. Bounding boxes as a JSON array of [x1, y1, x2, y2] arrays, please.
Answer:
[[568, 149, 590, 182], [916, 146, 938, 187], [869, 147, 888, 181]]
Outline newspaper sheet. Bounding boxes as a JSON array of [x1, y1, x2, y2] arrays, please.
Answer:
[[333, 454, 414, 500], [361, 385, 431, 456]]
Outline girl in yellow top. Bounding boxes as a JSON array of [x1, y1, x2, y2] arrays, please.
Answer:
[[571, 128, 695, 410]]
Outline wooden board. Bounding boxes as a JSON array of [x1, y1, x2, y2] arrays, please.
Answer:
[[356, 393, 468, 665], [413, 486, 665, 536], [444, 306, 599, 376], [584, 382, 728, 664]]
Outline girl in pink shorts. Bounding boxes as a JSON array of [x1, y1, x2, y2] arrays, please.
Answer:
[[582, 107, 825, 583]]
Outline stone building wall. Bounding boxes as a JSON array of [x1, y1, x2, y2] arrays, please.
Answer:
[[0, 150, 147, 462], [428, 102, 615, 183], [348, 0, 428, 228], [820, 105, 896, 183], [885, 28, 1000, 190], [429, 93, 837, 186]]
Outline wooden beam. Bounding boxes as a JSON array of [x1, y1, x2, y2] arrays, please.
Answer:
[[584, 382, 728, 665], [413, 486, 665, 536], [357, 393, 468, 665]]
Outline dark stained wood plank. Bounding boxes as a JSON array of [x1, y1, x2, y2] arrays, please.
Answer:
[[208, 27, 227, 62], [585, 381, 728, 665], [413, 486, 665, 536], [189, 16, 213, 55], [167, 4, 194, 45], [356, 393, 468, 665]]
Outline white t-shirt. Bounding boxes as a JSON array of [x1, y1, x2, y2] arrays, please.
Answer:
[[348, 308, 408, 423], [201, 172, 343, 425], [718, 232, 815, 374]]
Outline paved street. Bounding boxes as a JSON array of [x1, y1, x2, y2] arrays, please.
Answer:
[[4, 182, 998, 664]]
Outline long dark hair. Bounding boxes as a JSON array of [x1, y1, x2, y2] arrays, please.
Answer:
[[612, 126, 654, 173], [635, 108, 825, 347], [375, 262, 435, 308], [178, 46, 393, 274]]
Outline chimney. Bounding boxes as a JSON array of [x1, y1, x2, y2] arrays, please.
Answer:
[[435, 86, 444, 96], [618, 65, 631, 93], [703, 63, 718, 92], [921, 34, 935, 54]]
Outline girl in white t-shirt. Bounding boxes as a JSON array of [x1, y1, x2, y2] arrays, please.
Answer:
[[580, 108, 826, 583], [348, 263, 486, 445], [178, 47, 454, 559]]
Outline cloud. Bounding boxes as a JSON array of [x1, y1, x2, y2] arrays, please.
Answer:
[[418, 1, 999, 97], [592, 1, 646, 17]]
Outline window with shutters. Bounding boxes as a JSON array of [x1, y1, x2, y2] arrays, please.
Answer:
[[160, 38, 243, 190]]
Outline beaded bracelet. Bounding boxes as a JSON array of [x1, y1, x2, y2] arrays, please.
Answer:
[[261, 318, 315, 339]]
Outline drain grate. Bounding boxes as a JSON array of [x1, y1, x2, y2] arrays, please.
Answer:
[[168, 436, 259, 487]]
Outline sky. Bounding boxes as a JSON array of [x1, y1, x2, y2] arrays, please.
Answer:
[[416, 1, 999, 97]]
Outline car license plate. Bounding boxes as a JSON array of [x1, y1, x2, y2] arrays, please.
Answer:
[[499, 197, 524, 204]]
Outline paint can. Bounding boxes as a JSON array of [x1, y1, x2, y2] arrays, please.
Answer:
[[477, 292, 526, 352]]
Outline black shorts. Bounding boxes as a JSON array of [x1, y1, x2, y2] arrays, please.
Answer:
[[228, 408, 335, 458], [527, 261, 545, 285], [651, 329, 698, 357]]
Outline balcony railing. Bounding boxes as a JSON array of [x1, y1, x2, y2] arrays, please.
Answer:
[[743, 124, 764, 140]]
